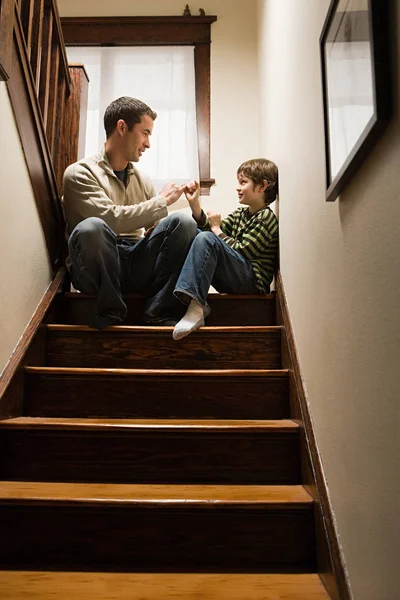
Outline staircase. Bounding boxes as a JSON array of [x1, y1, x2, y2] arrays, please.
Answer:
[[0, 292, 331, 599]]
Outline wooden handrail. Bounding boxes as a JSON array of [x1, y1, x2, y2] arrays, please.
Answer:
[[3, 0, 72, 270]]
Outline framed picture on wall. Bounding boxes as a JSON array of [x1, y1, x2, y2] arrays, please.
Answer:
[[320, 0, 391, 202]]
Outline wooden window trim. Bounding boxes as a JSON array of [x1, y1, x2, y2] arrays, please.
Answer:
[[61, 15, 217, 195]]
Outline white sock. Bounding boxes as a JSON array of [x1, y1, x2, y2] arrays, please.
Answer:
[[173, 299, 210, 340]]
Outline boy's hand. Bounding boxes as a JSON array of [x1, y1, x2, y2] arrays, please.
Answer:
[[185, 180, 202, 221], [160, 182, 187, 207], [207, 211, 222, 232], [185, 180, 200, 203]]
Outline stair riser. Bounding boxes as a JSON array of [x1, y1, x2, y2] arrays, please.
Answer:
[[24, 374, 290, 419], [0, 430, 300, 484], [45, 330, 282, 370], [0, 505, 315, 571], [50, 296, 276, 327]]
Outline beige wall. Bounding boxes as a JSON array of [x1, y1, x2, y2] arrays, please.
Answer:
[[0, 83, 52, 376], [57, 0, 260, 217], [55, 1, 400, 594], [258, 1, 400, 599]]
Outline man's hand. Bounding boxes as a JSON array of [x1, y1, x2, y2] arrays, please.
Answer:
[[160, 182, 187, 207], [144, 225, 156, 237], [207, 210, 223, 235], [185, 180, 202, 221]]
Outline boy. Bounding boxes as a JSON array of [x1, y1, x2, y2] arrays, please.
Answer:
[[173, 158, 279, 339]]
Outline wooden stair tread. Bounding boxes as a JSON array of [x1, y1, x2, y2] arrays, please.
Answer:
[[0, 571, 330, 599], [0, 482, 312, 505], [63, 292, 276, 300], [0, 417, 298, 432], [25, 366, 289, 377], [46, 324, 281, 333]]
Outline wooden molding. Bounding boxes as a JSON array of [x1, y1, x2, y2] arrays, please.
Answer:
[[0, 268, 66, 418], [61, 15, 217, 192], [60, 16, 217, 46], [276, 271, 351, 600], [0, 0, 14, 80], [200, 178, 216, 196]]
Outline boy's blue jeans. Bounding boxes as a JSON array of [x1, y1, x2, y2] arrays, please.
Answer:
[[68, 213, 197, 327], [174, 230, 261, 308]]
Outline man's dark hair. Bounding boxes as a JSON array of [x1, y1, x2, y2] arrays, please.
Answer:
[[103, 97, 157, 138]]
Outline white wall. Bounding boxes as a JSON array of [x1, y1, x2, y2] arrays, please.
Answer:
[[257, 2, 400, 599], [0, 83, 52, 376], [56, 0, 260, 217]]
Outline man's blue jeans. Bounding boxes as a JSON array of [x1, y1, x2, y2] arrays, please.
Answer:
[[68, 213, 197, 328], [174, 231, 261, 308]]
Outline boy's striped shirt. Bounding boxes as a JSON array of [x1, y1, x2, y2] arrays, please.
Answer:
[[200, 206, 279, 294]]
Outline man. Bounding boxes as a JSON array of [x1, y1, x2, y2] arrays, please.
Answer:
[[63, 96, 197, 329]]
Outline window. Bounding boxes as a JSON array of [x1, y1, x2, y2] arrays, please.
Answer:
[[67, 45, 199, 192], [61, 14, 217, 194]]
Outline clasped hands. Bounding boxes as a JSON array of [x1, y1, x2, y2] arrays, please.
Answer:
[[158, 179, 222, 235], [184, 180, 222, 233]]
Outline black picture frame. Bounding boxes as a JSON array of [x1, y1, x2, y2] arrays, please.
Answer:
[[320, 0, 391, 202]]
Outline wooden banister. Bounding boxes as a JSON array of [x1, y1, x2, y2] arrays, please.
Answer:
[[29, 0, 44, 89], [2, 0, 72, 270]]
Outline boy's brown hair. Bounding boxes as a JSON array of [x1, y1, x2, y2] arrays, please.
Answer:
[[237, 158, 279, 204]]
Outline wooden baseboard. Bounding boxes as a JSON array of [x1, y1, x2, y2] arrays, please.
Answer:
[[0, 268, 65, 418], [276, 271, 351, 600]]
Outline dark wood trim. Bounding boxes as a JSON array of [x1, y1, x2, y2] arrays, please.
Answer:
[[38, 6, 53, 122], [194, 42, 212, 195], [60, 16, 217, 46], [48, 0, 70, 95], [53, 73, 66, 191], [45, 39, 59, 152], [275, 271, 351, 600], [20, 0, 34, 58], [199, 178, 216, 195], [0, 268, 65, 419], [61, 15, 217, 194], [0, 0, 14, 80], [29, 0, 44, 90], [56, 63, 88, 195], [7, 5, 65, 271]]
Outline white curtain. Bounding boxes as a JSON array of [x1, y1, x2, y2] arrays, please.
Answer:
[[66, 46, 199, 192]]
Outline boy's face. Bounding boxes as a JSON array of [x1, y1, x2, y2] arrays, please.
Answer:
[[236, 173, 266, 208]]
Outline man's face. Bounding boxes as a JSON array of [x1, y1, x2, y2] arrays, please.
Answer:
[[122, 114, 154, 162]]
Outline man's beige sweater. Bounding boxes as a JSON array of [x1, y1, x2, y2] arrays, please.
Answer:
[[62, 147, 168, 239]]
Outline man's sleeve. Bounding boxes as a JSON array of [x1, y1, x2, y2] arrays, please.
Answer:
[[63, 164, 168, 235]]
